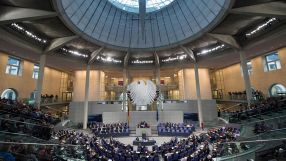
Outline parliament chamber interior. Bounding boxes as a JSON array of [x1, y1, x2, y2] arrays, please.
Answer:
[[0, 0, 286, 161]]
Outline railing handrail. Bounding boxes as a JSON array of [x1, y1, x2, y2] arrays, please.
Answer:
[[0, 117, 51, 128], [0, 141, 81, 147], [240, 127, 286, 140], [243, 114, 286, 125], [223, 137, 286, 144], [222, 103, 243, 111], [0, 109, 47, 122]]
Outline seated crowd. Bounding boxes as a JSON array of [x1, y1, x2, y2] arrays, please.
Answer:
[[253, 120, 286, 134], [204, 127, 241, 158], [88, 122, 129, 137], [0, 98, 60, 125], [0, 122, 243, 161], [0, 137, 53, 161], [157, 122, 195, 136], [52, 129, 215, 161], [137, 121, 150, 128], [0, 98, 60, 140], [225, 96, 286, 123]]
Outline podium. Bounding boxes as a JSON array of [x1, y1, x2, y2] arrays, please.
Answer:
[[136, 128, 151, 136]]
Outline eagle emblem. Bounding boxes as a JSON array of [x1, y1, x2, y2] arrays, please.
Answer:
[[127, 80, 157, 105]]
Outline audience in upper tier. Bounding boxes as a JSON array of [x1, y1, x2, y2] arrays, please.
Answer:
[[224, 96, 286, 123], [0, 98, 60, 125], [254, 120, 286, 135], [88, 122, 129, 137], [0, 137, 53, 161], [0, 98, 59, 140], [41, 94, 59, 104], [228, 90, 263, 101], [137, 121, 150, 128], [157, 122, 195, 136]]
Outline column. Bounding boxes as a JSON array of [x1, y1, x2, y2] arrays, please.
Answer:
[[183, 69, 188, 100], [35, 54, 46, 109], [239, 50, 252, 107], [123, 68, 128, 111], [83, 65, 90, 129], [194, 63, 204, 128], [155, 67, 160, 87]]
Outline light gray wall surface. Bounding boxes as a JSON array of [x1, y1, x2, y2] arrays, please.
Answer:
[[163, 100, 217, 122], [102, 112, 127, 124], [69, 100, 217, 123]]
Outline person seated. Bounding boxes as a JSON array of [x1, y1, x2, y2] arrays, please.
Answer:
[[0, 144, 15, 161], [136, 137, 140, 141]]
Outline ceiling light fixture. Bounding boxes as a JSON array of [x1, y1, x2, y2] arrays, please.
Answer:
[[97, 56, 122, 63], [61, 48, 88, 58], [131, 59, 154, 64], [162, 54, 187, 62], [246, 18, 278, 37], [10, 23, 47, 44], [197, 44, 225, 56]]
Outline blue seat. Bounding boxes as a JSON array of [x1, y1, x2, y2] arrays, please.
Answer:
[[154, 156, 160, 161]]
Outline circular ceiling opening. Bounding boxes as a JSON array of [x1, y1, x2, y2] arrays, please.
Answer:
[[108, 0, 175, 13], [54, 0, 233, 51]]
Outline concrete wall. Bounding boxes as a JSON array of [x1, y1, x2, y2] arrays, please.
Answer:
[[0, 52, 69, 100], [213, 47, 286, 97]]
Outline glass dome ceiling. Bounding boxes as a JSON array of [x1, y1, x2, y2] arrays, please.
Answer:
[[55, 0, 232, 51], [108, 0, 174, 13]]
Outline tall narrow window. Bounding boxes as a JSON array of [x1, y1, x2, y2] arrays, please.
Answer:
[[247, 61, 253, 75], [265, 53, 281, 71], [241, 61, 253, 76], [5, 57, 21, 76], [32, 64, 39, 79]]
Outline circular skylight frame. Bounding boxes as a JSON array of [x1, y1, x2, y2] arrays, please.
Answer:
[[54, 0, 234, 51], [108, 0, 175, 13]]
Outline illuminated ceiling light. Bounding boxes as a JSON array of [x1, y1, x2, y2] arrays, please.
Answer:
[[97, 56, 122, 64], [246, 18, 278, 37], [162, 54, 187, 62], [197, 44, 225, 56], [131, 59, 154, 64], [10, 23, 48, 44], [61, 48, 88, 58]]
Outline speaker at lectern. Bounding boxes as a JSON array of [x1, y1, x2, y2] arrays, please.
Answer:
[[142, 132, 147, 140]]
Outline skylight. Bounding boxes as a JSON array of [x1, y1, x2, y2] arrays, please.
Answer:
[[108, 0, 174, 13]]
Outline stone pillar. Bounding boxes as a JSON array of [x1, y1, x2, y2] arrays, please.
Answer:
[[155, 67, 161, 111], [35, 54, 46, 109], [194, 63, 204, 128], [123, 68, 128, 111], [155, 67, 160, 87], [83, 65, 90, 129], [239, 50, 252, 107]]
